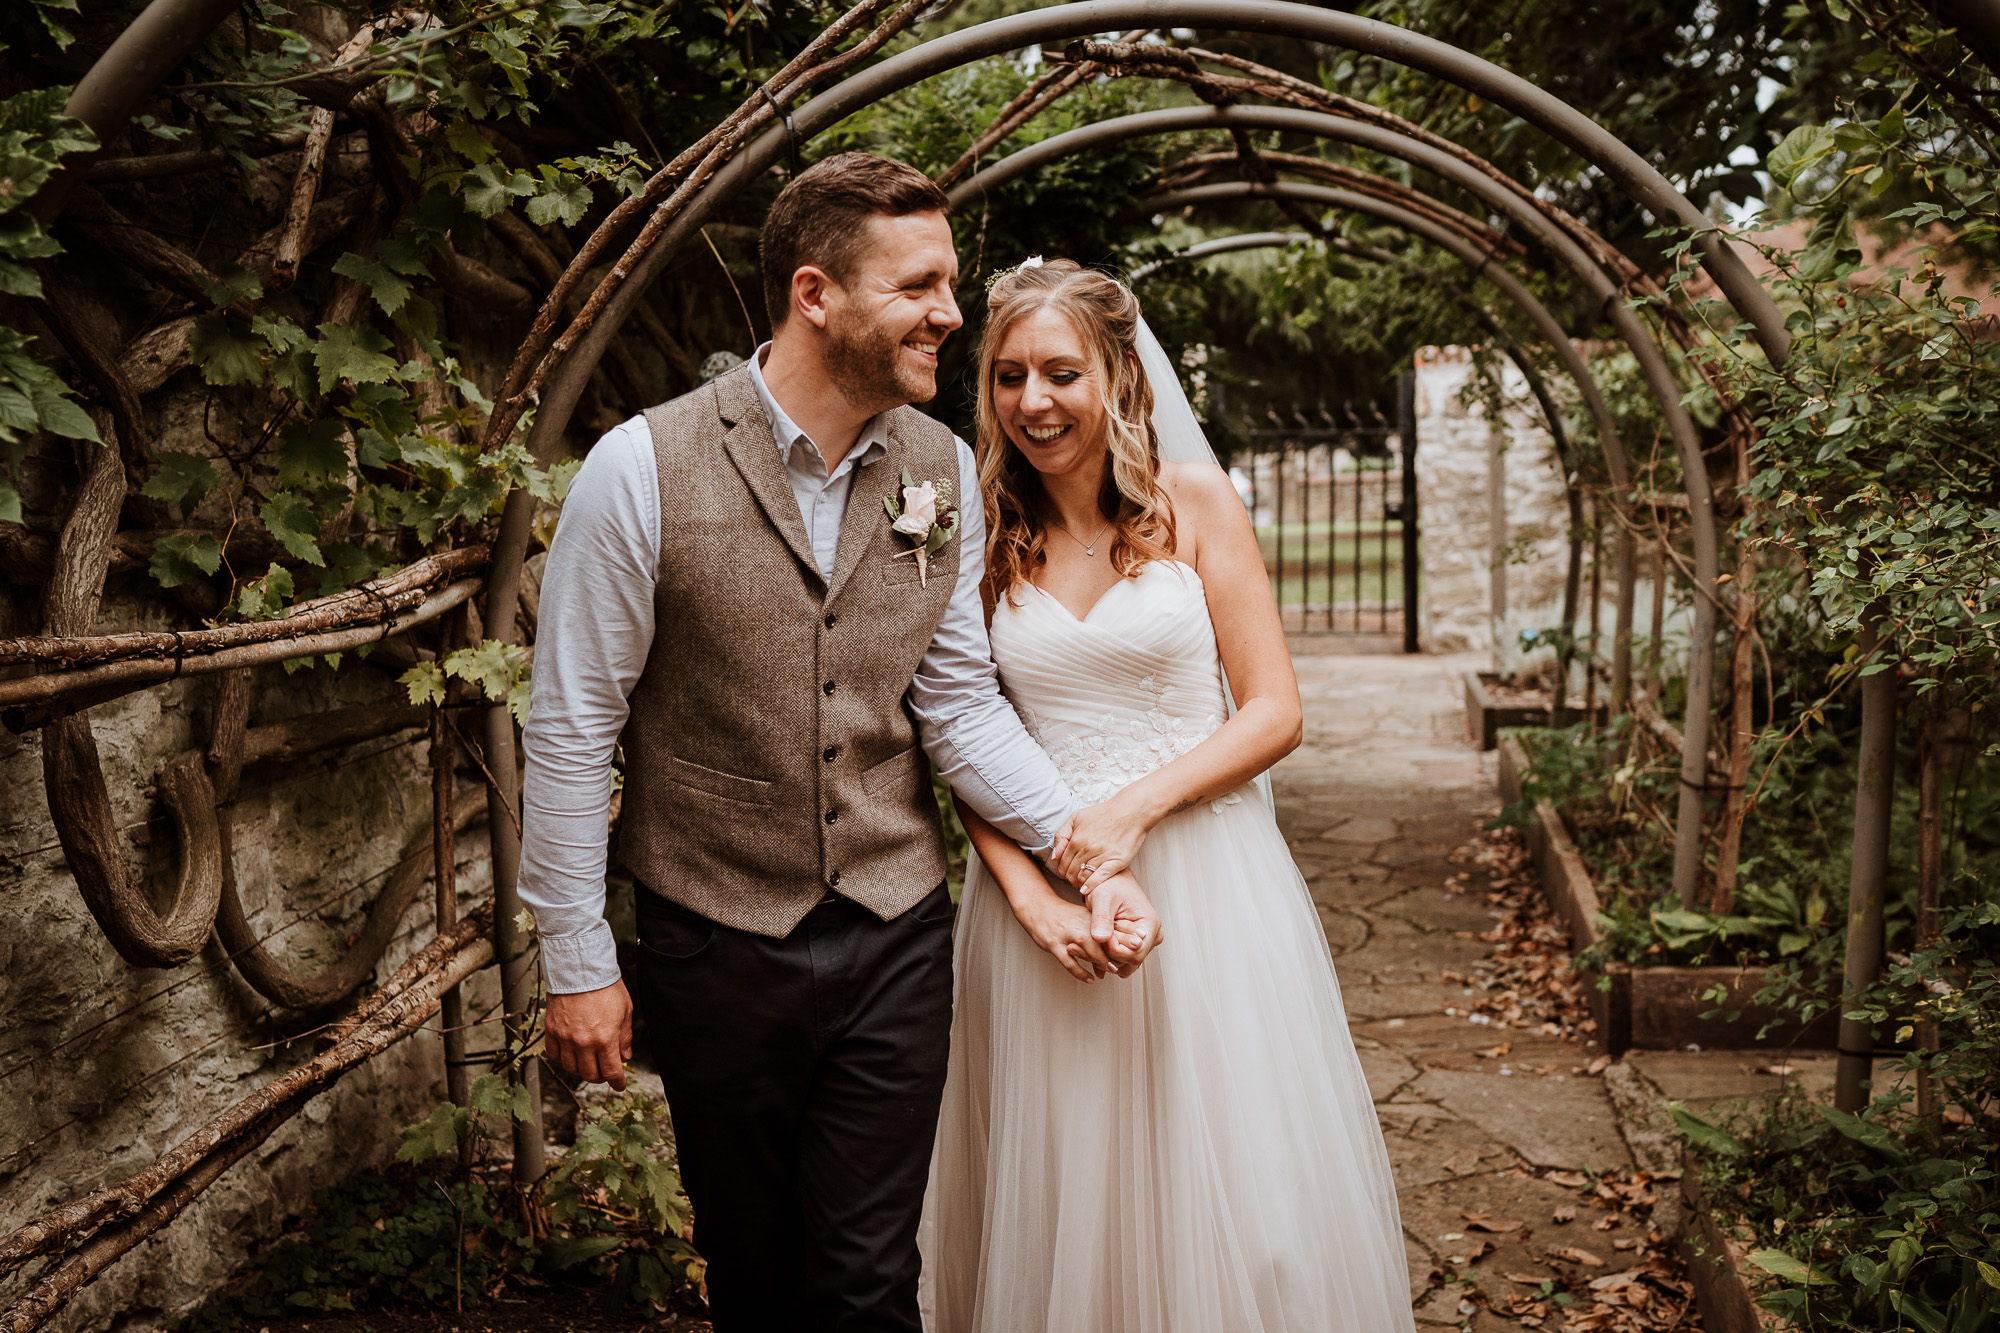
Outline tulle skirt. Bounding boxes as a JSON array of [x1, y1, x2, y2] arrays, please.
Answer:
[[919, 787, 1416, 1333]]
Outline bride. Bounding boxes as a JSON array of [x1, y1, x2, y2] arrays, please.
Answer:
[[920, 259, 1416, 1332]]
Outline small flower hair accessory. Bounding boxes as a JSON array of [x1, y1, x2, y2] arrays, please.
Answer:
[[984, 253, 1045, 295]]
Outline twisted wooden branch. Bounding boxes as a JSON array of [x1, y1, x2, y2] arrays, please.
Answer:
[[479, 0, 926, 450], [0, 545, 490, 669], [205, 668, 490, 1010], [274, 25, 377, 290], [933, 29, 1152, 190], [0, 903, 496, 1318], [0, 578, 482, 722], [29, 0, 248, 225]]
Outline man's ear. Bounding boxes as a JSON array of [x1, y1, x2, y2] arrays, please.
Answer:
[[791, 265, 835, 331]]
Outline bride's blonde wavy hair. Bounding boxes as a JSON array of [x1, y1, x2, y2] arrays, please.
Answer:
[[975, 260, 1176, 603]]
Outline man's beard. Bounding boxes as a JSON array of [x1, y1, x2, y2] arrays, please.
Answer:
[[824, 317, 936, 412]]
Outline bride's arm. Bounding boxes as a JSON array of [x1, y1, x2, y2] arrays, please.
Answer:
[[955, 798, 1138, 982], [1052, 461, 1301, 886]]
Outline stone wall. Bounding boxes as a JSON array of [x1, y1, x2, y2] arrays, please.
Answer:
[[0, 605, 496, 1330], [1413, 346, 1680, 680]]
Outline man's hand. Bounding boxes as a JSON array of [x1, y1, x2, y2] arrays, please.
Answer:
[[1084, 873, 1163, 976], [544, 979, 634, 1089]]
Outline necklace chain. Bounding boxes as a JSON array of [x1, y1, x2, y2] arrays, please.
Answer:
[[1052, 517, 1113, 557]]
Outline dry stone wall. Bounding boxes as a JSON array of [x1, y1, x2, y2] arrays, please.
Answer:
[[1413, 346, 1683, 683], [0, 604, 495, 1330]]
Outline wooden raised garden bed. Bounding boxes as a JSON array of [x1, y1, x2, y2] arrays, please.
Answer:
[[1463, 670, 1604, 750], [1677, 1148, 1782, 1333], [1496, 733, 1841, 1055]]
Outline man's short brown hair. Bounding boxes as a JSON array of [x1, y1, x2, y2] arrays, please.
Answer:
[[760, 152, 950, 328]]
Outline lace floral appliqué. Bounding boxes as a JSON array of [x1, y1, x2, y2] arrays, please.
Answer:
[[1037, 675, 1237, 812]]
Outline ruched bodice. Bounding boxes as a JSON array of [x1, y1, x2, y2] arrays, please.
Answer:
[[989, 562, 1233, 806]]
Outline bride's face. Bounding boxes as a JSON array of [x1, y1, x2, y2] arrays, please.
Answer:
[[991, 306, 1109, 480]]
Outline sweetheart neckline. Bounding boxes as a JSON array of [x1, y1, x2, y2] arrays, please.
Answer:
[[1022, 560, 1201, 626]]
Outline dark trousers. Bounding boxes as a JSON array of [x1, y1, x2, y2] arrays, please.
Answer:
[[634, 883, 956, 1333]]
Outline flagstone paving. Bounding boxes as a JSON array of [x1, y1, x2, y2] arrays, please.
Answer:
[[1275, 646, 1682, 1330]]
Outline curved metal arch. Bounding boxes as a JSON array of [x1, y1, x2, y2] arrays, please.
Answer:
[[1130, 230, 1311, 278], [511, 0, 1786, 906], [958, 109, 1717, 902], [1135, 228, 1594, 697], [792, 1, 1787, 363], [958, 111, 1665, 682]]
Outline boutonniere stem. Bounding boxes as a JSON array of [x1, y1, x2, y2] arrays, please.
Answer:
[[884, 469, 959, 587]]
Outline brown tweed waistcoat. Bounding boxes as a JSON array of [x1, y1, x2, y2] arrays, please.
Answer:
[[614, 364, 961, 937]]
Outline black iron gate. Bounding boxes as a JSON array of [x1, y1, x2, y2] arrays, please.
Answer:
[[1222, 370, 1419, 649]]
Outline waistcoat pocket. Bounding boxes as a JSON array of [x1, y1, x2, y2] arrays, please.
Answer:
[[667, 754, 773, 806], [861, 745, 926, 797]]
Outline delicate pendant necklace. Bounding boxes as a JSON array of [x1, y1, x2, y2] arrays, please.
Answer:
[[1053, 517, 1113, 557]]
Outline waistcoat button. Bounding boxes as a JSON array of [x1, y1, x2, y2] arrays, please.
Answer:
[[824, 613, 837, 629], [823, 680, 836, 695], [824, 809, 840, 825], [828, 870, 842, 886], [823, 746, 838, 762]]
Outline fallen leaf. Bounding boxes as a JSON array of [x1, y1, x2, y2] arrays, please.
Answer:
[[1585, 1053, 1612, 1075], [1753, 1063, 1799, 1076], [1613, 1238, 1638, 1251], [1553, 1245, 1605, 1266], [1595, 1214, 1622, 1231], [1553, 1204, 1578, 1223], [1547, 1170, 1590, 1188], [1462, 1212, 1523, 1232], [1589, 1271, 1641, 1291], [1505, 1272, 1549, 1284]]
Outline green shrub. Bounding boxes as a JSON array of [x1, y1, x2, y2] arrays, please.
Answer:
[[1675, 903, 2000, 1331], [182, 1075, 702, 1328]]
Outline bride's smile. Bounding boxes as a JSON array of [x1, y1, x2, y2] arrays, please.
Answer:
[[991, 305, 1109, 479]]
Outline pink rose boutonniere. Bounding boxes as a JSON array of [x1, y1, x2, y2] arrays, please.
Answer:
[[883, 469, 959, 587]]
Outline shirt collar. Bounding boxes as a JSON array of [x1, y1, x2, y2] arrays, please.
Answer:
[[748, 343, 891, 472]]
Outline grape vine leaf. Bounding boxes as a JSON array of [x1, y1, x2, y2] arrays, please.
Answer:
[[141, 450, 219, 512], [277, 418, 350, 487], [312, 322, 400, 392], [189, 312, 266, 386], [260, 490, 324, 566], [148, 532, 223, 588]]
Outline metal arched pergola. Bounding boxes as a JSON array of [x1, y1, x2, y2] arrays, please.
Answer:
[[1135, 228, 1603, 721], [493, 0, 1800, 943], [948, 104, 1731, 900]]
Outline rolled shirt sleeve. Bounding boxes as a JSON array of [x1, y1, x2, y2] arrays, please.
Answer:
[[908, 438, 1081, 854], [519, 416, 658, 995]]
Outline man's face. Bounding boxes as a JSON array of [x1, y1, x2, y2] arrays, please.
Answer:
[[821, 210, 962, 410]]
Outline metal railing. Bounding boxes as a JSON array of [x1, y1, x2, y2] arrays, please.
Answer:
[[1224, 372, 1419, 647]]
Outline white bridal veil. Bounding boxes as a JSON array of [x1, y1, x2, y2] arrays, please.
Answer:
[[1133, 308, 1277, 811]]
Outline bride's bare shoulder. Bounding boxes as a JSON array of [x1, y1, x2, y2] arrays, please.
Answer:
[[1158, 458, 1235, 506]]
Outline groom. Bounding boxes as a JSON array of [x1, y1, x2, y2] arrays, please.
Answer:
[[518, 152, 1159, 1331]]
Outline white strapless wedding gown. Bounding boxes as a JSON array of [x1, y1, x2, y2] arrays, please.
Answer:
[[920, 561, 1416, 1333]]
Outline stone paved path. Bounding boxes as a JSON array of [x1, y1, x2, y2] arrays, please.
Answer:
[[1275, 644, 1660, 1329]]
